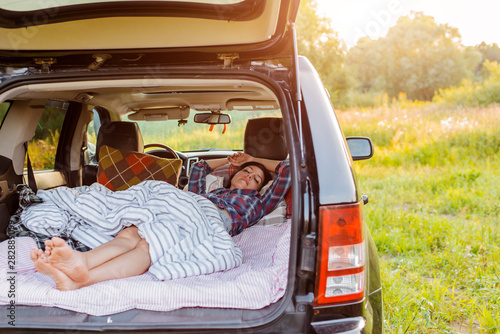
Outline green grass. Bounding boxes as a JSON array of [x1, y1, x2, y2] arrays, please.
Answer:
[[338, 104, 500, 333]]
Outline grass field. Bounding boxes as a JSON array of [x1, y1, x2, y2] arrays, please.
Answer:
[[25, 100, 499, 332], [337, 104, 500, 333]]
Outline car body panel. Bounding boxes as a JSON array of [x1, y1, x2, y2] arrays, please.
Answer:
[[0, 0, 299, 63], [298, 56, 358, 205], [0, 68, 304, 332]]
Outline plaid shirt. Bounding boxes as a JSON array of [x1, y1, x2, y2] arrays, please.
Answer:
[[188, 160, 291, 236]]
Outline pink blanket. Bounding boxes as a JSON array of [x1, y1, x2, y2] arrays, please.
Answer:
[[0, 223, 290, 316]]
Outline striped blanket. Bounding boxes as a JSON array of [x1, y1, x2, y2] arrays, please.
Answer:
[[18, 181, 242, 280]]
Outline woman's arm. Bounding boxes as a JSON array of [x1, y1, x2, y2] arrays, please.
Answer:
[[258, 160, 291, 217], [227, 152, 281, 171], [187, 161, 211, 194], [205, 157, 231, 170], [188, 156, 236, 193]]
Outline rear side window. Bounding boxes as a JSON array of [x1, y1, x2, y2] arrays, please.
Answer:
[[0, 101, 10, 127], [26, 101, 68, 170], [85, 108, 102, 164]]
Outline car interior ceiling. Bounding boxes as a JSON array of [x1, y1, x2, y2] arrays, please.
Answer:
[[0, 78, 284, 190], [5, 78, 279, 119]]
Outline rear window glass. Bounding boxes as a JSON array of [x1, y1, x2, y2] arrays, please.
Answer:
[[0, 101, 10, 127]]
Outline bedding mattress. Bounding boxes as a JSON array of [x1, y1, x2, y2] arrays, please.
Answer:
[[0, 222, 290, 316]]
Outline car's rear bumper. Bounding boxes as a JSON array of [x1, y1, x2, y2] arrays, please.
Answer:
[[311, 316, 366, 334]]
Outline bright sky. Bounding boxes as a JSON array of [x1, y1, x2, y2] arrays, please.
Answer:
[[315, 0, 500, 48]]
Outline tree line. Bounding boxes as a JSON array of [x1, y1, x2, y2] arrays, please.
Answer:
[[296, 0, 500, 108]]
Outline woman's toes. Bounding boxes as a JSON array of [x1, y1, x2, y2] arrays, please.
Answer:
[[30, 249, 39, 261]]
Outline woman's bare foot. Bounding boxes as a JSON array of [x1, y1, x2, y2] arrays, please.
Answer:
[[32, 254, 81, 291], [44, 237, 90, 283]]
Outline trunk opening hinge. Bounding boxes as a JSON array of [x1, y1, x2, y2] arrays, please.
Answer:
[[34, 58, 56, 74], [88, 54, 112, 71], [217, 53, 239, 69]]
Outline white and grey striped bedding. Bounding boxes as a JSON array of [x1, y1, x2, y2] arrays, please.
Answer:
[[0, 223, 291, 316], [19, 181, 242, 280]]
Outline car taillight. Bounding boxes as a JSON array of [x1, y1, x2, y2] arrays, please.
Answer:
[[314, 203, 365, 306]]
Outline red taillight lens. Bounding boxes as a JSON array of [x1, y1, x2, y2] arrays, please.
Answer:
[[314, 203, 365, 306]]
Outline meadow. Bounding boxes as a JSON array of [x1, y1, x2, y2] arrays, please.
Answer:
[[22, 97, 500, 333], [337, 103, 500, 333]]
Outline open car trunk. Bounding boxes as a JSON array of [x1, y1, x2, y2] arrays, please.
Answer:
[[0, 64, 306, 332]]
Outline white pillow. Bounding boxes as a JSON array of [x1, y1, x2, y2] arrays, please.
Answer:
[[254, 180, 287, 226], [183, 174, 224, 192], [205, 174, 225, 192], [254, 198, 287, 226]]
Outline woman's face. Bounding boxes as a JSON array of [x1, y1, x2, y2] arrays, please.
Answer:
[[230, 165, 265, 191]]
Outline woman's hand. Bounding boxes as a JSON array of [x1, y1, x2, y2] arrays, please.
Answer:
[[227, 152, 253, 167]]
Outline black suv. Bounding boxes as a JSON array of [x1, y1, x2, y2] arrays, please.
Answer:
[[0, 1, 382, 333]]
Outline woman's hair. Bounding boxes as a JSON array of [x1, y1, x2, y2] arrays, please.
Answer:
[[225, 162, 272, 191]]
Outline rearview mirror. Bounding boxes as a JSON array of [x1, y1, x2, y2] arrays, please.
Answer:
[[194, 113, 231, 124], [346, 137, 374, 161]]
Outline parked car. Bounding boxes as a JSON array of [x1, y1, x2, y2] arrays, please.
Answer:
[[0, 0, 382, 333]]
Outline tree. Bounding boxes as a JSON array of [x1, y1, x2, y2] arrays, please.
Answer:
[[346, 36, 387, 93], [347, 12, 482, 101], [475, 42, 500, 72], [295, 0, 353, 107], [475, 42, 500, 62]]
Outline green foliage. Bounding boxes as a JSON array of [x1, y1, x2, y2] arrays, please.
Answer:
[[338, 104, 500, 333], [295, 6, 499, 108], [27, 103, 67, 169], [475, 42, 500, 70], [27, 130, 59, 170], [0, 101, 10, 126], [347, 12, 482, 101], [295, 0, 355, 108], [434, 61, 500, 107], [339, 58, 500, 108], [346, 37, 387, 95], [34, 106, 66, 140]]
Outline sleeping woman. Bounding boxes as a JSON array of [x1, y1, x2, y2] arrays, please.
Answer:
[[30, 152, 291, 290]]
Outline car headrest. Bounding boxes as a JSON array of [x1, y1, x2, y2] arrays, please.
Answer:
[[96, 121, 144, 161], [244, 117, 287, 161]]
